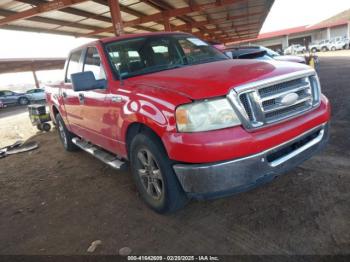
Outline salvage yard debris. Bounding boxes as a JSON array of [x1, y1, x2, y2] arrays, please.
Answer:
[[87, 240, 102, 253], [119, 246, 132, 256], [0, 140, 38, 158]]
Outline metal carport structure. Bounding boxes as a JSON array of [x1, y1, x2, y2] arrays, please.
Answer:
[[0, 0, 274, 44], [0, 57, 65, 88]]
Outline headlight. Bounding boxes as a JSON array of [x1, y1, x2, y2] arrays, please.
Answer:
[[176, 98, 241, 132]]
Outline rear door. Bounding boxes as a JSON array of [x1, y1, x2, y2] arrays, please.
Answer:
[[61, 49, 84, 135]]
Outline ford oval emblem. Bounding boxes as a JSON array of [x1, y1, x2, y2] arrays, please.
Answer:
[[280, 93, 299, 106]]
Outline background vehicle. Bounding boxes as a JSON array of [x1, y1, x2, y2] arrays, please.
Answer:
[[309, 40, 330, 52], [224, 48, 272, 60], [284, 44, 306, 55], [0, 99, 5, 109], [225, 45, 306, 63], [328, 39, 344, 51], [0, 90, 29, 106], [46, 32, 330, 214], [26, 88, 46, 101]]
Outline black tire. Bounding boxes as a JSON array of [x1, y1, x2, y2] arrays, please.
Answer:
[[42, 123, 51, 132], [321, 46, 328, 52], [130, 132, 188, 213], [56, 114, 78, 151], [311, 48, 317, 53], [331, 46, 336, 51], [36, 124, 43, 131], [18, 97, 29, 105]]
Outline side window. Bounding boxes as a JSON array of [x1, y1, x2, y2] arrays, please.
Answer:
[[27, 90, 35, 94], [66, 49, 83, 82], [4, 91, 13, 96], [0, 91, 4, 96], [83, 47, 106, 80]]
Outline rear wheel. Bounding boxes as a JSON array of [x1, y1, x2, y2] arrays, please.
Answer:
[[331, 46, 336, 51], [56, 114, 78, 151], [321, 46, 328, 52], [311, 47, 317, 53], [130, 132, 188, 213], [18, 97, 29, 105]]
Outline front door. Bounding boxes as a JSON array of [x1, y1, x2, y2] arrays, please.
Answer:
[[79, 46, 122, 154]]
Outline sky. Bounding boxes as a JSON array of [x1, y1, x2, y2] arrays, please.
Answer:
[[0, 0, 350, 88], [261, 0, 350, 33]]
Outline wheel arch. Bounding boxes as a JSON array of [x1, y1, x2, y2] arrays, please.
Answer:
[[51, 105, 60, 124], [125, 122, 168, 160]]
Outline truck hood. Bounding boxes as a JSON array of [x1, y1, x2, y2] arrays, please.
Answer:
[[128, 59, 311, 100]]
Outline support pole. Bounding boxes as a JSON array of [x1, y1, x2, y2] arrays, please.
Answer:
[[108, 0, 124, 36], [163, 16, 171, 32], [185, 24, 192, 34], [32, 70, 40, 89]]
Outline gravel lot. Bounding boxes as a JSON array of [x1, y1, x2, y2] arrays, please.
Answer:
[[0, 57, 349, 255]]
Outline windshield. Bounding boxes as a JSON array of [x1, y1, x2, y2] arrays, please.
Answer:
[[105, 34, 228, 79]]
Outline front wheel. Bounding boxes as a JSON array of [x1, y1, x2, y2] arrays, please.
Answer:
[[130, 132, 188, 213], [56, 114, 78, 151]]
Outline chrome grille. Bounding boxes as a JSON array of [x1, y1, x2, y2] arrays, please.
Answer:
[[228, 70, 321, 129]]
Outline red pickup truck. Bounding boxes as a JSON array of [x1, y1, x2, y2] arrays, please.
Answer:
[[46, 32, 330, 213]]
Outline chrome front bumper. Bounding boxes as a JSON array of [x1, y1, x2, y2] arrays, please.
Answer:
[[173, 123, 329, 199]]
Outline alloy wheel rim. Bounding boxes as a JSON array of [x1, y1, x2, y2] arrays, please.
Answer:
[[20, 98, 27, 105], [58, 121, 67, 147], [137, 149, 164, 200]]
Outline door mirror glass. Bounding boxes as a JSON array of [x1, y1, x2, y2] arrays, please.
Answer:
[[71, 71, 106, 92]]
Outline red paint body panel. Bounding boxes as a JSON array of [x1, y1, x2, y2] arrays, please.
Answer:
[[45, 33, 331, 165], [129, 59, 309, 100]]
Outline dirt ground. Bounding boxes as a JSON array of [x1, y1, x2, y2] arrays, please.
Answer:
[[0, 57, 349, 255]]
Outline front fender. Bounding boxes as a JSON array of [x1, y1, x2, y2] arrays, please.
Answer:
[[117, 84, 191, 158]]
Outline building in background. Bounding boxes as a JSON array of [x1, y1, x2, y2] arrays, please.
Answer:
[[231, 9, 350, 51]]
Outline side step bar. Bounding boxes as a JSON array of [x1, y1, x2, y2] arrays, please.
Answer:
[[72, 137, 127, 170]]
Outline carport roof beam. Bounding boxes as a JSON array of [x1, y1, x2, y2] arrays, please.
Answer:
[[0, 0, 89, 26], [85, 0, 245, 36]]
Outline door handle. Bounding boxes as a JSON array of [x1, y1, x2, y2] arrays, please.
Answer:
[[78, 93, 85, 104]]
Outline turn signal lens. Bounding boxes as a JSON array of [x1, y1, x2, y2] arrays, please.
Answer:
[[175, 108, 189, 125]]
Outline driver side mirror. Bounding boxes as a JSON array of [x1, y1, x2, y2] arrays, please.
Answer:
[[71, 71, 106, 92]]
